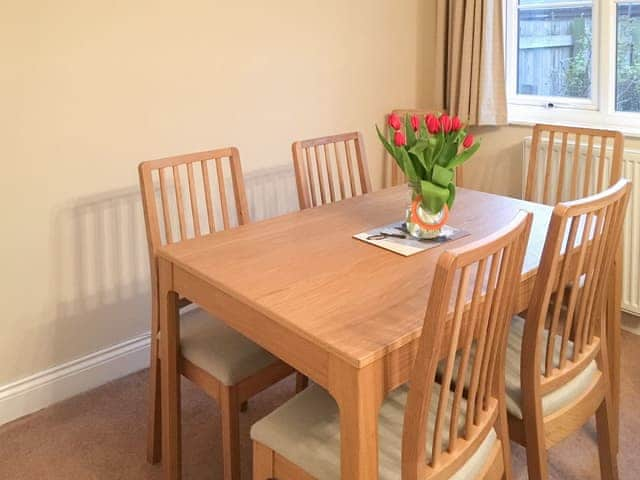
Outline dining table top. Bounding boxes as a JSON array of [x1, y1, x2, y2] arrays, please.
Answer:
[[158, 185, 553, 369]]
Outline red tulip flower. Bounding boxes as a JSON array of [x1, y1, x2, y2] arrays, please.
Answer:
[[394, 131, 407, 146], [451, 116, 462, 131], [426, 114, 440, 134], [410, 114, 420, 132], [388, 113, 402, 131], [439, 114, 452, 133], [463, 134, 474, 148]]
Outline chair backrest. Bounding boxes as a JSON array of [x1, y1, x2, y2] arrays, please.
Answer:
[[291, 131, 372, 210], [525, 124, 624, 205], [388, 109, 464, 188], [522, 179, 631, 398], [402, 211, 533, 479], [138, 147, 249, 262]]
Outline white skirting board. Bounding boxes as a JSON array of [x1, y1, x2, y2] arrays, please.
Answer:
[[0, 333, 150, 427]]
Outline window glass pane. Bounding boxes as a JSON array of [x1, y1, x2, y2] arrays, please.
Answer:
[[517, 3, 593, 99], [616, 3, 640, 112], [519, 0, 587, 5]]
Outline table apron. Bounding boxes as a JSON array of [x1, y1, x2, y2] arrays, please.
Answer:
[[173, 265, 331, 388]]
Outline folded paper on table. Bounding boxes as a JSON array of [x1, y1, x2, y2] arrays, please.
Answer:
[[353, 221, 469, 257]]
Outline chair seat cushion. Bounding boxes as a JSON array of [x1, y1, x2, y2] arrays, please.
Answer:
[[505, 315, 598, 419], [179, 307, 278, 386], [250, 383, 497, 480]]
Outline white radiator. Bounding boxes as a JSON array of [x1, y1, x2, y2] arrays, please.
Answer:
[[522, 137, 640, 316]]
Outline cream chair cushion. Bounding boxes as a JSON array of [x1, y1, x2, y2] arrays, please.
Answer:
[[179, 307, 278, 386], [251, 383, 497, 480], [505, 315, 598, 419]]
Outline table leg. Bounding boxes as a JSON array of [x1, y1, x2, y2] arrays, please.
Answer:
[[607, 254, 622, 454], [159, 258, 181, 480], [329, 357, 385, 480]]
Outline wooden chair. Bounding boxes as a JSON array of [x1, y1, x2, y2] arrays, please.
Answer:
[[139, 148, 300, 480], [525, 124, 626, 455], [388, 109, 464, 187], [291, 131, 372, 210], [524, 124, 624, 205], [507, 179, 632, 480], [251, 211, 533, 480]]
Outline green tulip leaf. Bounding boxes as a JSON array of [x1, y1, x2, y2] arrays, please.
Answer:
[[447, 182, 456, 210], [408, 151, 426, 179], [432, 164, 454, 188], [398, 148, 418, 181], [376, 125, 403, 170], [408, 139, 430, 156], [447, 141, 480, 169], [420, 180, 450, 214]]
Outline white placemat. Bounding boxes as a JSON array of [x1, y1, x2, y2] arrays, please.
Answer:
[[353, 221, 469, 256]]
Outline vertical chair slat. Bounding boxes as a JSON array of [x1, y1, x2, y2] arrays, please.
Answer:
[[159, 167, 174, 244], [462, 258, 488, 437], [201, 159, 216, 233], [543, 131, 555, 204], [229, 149, 250, 226], [334, 142, 346, 200], [525, 127, 542, 201], [467, 252, 499, 426], [314, 145, 326, 205], [450, 260, 486, 447], [172, 165, 187, 240], [354, 132, 372, 194], [186, 162, 201, 237], [598, 137, 609, 192], [581, 207, 611, 348], [433, 265, 471, 465], [324, 144, 336, 203], [484, 245, 515, 406], [545, 217, 576, 376], [344, 140, 357, 197], [559, 215, 591, 368], [556, 132, 569, 202], [305, 147, 317, 208], [570, 134, 581, 200], [475, 250, 503, 420], [216, 157, 230, 230], [577, 211, 607, 355], [583, 136, 595, 197]]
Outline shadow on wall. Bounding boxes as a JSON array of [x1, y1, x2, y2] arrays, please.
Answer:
[[52, 186, 151, 364], [49, 164, 301, 370]]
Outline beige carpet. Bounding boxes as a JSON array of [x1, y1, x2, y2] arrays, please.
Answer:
[[1, 331, 639, 479]]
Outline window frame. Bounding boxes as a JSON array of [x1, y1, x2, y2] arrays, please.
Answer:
[[505, 0, 640, 136]]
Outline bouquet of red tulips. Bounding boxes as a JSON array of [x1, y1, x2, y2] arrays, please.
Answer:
[[377, 112, 479, 215]]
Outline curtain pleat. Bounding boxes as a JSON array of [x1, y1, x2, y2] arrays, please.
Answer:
[[434, 0, 507, 126]]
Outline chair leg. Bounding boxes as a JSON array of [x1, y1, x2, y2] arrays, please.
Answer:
[[295, 372, 309, 393], [522, 411, 549, 480], [147, 333, 162, 464], [596, 395, 619, 480], [219, 385, 241, 480], [253, 441, 274, 479]]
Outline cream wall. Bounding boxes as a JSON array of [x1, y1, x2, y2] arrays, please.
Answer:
[[0, 0, 420, 385]]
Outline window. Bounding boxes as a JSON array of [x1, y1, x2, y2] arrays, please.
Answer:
[[616, 2, 640, 112], [506, 0, 640, 134]]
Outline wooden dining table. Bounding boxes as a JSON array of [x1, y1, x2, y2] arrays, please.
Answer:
[[155, 185, 621, 479]]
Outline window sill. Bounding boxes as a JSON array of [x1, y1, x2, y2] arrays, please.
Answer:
[[508, 103, 640, 139]]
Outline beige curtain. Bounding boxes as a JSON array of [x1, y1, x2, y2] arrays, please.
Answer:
[[433, 0, 507, 126]]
